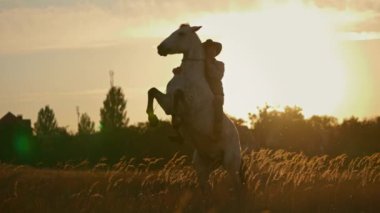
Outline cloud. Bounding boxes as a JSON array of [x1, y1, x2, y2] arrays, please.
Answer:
[[1, 0, 380, 54], [0, 5, 134, 53], [305, 0, 380, 34], [349, 15, 380, 32], [311, 0, 380, 12], [0, 0, 261, 53], [0, 0, 258, 11]]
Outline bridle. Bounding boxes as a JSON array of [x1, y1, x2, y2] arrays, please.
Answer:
[[182, 57, 205, 62]]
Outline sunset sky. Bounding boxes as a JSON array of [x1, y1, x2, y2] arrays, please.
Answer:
[[1, 0, 380, 131]]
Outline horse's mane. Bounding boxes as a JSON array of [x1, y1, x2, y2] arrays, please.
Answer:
[[180, 23, 190, 28]]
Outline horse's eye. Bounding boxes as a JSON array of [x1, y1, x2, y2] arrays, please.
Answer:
[[178, 32, 185, 36]]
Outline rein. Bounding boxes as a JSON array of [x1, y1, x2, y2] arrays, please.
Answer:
[[182, 58, 205, 62], [174, 57, 205, 76]]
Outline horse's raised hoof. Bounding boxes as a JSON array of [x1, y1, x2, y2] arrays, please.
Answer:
[[148, 114, 159, 127]]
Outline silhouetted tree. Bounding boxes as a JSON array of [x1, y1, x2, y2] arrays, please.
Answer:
[[34, 105, 58, 136], [78, 113, 95, 135], [250, 105, 318, 154], [100, 86, 129, 132], [228, 115, 246, 126]]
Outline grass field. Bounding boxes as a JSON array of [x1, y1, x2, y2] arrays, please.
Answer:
[[1, 149, 380, 213]]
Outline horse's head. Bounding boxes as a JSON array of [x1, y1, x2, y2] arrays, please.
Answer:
[[157, 24, 202, 57]]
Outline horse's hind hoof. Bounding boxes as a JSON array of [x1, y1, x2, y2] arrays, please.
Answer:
[[168, 135, 184, 144], [148, 114, 159, 127]]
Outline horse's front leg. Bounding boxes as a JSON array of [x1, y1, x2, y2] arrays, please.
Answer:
[[146, 87, 173, 126]]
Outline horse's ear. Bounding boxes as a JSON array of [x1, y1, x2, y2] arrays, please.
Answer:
[[191, 26, 202, 32]]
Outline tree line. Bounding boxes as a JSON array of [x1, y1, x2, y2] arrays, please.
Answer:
[[34, 86, 129, 136], [1, 86, 380, 166], [245, 105, 380, 156]]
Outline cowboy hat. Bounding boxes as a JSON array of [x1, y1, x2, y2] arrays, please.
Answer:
[[202, 39, 222, 57]]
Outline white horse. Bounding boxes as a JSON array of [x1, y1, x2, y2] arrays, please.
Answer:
[[146, 24, 243, 190]]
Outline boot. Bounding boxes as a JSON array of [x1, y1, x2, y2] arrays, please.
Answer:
[[213, 96, 224, 141]]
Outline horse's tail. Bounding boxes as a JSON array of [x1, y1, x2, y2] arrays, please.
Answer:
[[239, 158, 247, 185]]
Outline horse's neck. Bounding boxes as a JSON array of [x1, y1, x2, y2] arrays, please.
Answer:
[[180, 60, 205, 82], [181, 45, 206, 82], [183, 42, 204, 60]]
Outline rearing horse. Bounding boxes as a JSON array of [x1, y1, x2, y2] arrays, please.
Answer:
[[146, 24, 242, 190]]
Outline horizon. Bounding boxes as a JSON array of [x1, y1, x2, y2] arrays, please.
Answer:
[[1, 0, 380, 131]]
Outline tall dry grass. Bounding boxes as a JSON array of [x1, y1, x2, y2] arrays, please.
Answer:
[[0, 149, 379, 212]]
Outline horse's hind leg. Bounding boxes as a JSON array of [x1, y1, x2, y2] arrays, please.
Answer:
[[223, 150, 243, 192], [172, 89, 185, 128], [192, 151, 212, 193], [146, 87, 172, 126]]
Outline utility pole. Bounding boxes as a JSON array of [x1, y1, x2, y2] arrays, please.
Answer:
[[109, 70, 114, 87], [76, 106, 80, 125]]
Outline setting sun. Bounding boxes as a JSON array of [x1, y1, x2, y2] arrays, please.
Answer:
[[1, 1, 380, 212], [123, 1, 378, 122], [1, 0, 380, 127], [192, 3, 349, 119]]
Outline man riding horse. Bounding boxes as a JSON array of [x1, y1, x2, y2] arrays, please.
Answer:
[[146, 24, 242, 191], [171, 39, 225, 142]]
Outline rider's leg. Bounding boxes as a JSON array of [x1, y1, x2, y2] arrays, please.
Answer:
[[213, 95, 224, 139]]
